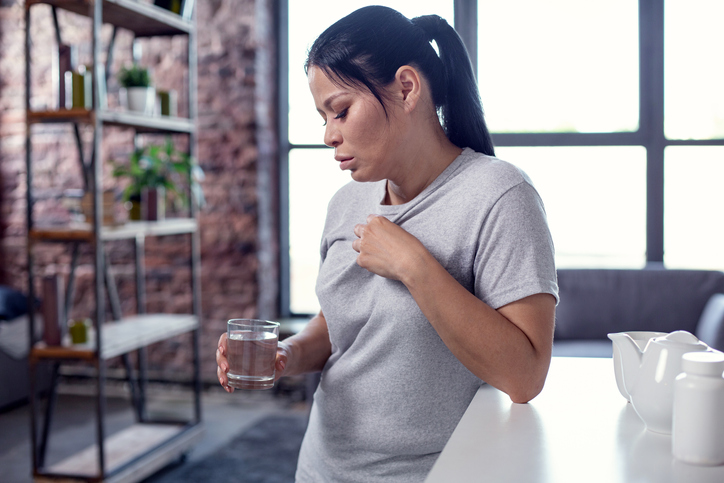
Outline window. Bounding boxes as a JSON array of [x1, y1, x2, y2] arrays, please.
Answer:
[[497, 146, 647, 268], [279, 0, 724, 316], [662, 0, 724, 269], [664, 147, 724, 270], [664, 0, 724, 140], [478, 0, 639, 134]]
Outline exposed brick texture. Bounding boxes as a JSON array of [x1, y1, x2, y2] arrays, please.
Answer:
[[0, 0, 277, 383]]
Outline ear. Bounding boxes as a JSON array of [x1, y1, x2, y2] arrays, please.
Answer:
[[394, 65, 423, 113]]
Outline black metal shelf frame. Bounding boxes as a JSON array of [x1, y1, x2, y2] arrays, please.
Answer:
[[24, 1, 202, 481]]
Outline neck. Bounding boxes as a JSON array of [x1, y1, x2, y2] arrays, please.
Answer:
[[385, 130, 462, 206]]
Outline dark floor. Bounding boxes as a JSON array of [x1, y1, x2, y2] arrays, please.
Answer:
[[0, 381, 308, 483]]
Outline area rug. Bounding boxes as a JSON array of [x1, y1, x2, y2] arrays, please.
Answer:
[[147, 414, 308, 483]]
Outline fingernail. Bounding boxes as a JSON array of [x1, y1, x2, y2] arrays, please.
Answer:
[[222, 363, 228, 373], [279, 360, 286, 371]]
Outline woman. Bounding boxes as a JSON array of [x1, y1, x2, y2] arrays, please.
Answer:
[[217, 6, 558, 482]]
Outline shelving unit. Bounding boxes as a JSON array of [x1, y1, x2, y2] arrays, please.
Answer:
[[24, 1, 202, 482]]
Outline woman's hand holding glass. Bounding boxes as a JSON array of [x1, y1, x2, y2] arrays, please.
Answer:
[[216, 333, 292, 393]]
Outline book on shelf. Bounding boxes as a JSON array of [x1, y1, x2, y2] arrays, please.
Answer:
[[41, 275, 64, 346], [62, 64, 108, 111], [55, 44, 77, 110]]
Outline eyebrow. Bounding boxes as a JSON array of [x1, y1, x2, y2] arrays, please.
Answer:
[[317, 92, 346, 114]]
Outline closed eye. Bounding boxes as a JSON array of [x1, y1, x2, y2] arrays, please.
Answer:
[[322, 108, 348, 127]]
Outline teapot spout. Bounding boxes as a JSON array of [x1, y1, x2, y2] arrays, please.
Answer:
[[608, 332, 644, 397]]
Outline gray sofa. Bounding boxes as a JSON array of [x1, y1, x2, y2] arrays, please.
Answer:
[[552, 268, 724, 357], [0, 287, 52, 412]]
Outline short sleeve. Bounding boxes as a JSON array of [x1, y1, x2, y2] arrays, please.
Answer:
[[473, 181, 559, 309]]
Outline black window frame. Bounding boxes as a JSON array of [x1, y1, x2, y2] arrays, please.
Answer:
[[277, 0, 724, 317]]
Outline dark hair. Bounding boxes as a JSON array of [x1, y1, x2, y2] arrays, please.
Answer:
[[305, 6, 494, 156]]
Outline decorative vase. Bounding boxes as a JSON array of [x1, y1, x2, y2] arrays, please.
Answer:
[[157, 89, 178, 117], [142, 187, 165, 221], [121, 86, 156, 115], [128, 194, 142, 221]]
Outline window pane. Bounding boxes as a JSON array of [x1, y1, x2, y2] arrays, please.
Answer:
[[288, 1, 454, 145], [664, 147, 724, 270], [478, 0, 639, 133], [289, 149, 352, 314], [664, 1, 724, 140], [496, 146, 647, 268]]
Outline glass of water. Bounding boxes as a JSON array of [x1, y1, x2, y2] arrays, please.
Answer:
[[226, 319, 280, 390]]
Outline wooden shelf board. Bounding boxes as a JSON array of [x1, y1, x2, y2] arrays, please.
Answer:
[[101, 219, 198, 240], [30, 218, 197, 242], [28, 109, 194, 134], [36, 423, 204, 483], [28, 108, 93, 124], [31, 313, 199, 361], [26, 0, 192, 37], [99, 111, 195, 133]]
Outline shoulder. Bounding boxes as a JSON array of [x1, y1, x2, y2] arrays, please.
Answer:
[[452, 148, 537, 204]]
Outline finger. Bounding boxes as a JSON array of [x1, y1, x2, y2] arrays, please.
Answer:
[[217, 350, 229, 373], [275, 355, 287, 374], [366, 214, 378, 223], [274, 343, 291, 381], [215, 346, 228, 370], [353, 223, 365, 239], [352, 238, 361, 253], [217, 367, 234, 393], [217, 332, 227, 356]]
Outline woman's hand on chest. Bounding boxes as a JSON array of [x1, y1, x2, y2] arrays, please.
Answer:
[[352, 214, 430, 284]]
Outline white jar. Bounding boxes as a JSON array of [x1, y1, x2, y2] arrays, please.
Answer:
[[672, 351, 724, 465]]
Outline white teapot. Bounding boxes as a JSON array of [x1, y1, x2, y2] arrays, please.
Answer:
[[607, 330, 710, 434]]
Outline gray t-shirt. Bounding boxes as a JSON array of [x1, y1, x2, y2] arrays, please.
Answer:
[[296, 148, 558, 482]]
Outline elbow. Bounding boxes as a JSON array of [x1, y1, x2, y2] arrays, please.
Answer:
[[508, 346, 552, 404], [509, 388, 541, 404], [507, 375, 547, 404]]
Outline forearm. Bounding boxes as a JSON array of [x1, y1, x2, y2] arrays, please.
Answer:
[[281, 311, 332, 376], [401, 250, 554, 403]]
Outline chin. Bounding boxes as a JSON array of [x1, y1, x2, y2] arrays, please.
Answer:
[[349, 168, 383, 184], [349, 170, 366, 182]]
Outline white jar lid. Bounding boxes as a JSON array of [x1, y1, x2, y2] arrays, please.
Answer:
[[682, 351, 724, 376]]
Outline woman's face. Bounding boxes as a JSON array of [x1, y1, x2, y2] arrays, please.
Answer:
[[308, 66, 403, 183]]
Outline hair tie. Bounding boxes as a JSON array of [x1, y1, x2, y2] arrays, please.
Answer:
[[411, 15, 448, 42]]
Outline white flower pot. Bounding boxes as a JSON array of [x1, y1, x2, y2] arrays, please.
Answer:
[[121, 86, 156, 115]]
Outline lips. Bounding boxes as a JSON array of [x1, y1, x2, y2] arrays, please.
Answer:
[[335, 155, 354, 170]]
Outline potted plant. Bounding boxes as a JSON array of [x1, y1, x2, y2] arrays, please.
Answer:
[[112, 138, 204, 221], [118, 64, 154, 115]]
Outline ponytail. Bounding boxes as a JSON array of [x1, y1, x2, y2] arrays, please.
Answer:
[[411, 16, 495, 156], [306, 6, 495, 156]]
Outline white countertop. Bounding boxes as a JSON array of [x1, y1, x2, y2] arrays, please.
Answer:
[[425, 357, 724, 483]]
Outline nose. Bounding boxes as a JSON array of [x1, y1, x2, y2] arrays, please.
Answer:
[[324, 122, 341, 148]]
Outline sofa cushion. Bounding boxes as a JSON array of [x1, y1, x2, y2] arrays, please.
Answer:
[[0, 286, 27, 321], [552, 340, 613, 358], [555, 269, 724, 341]]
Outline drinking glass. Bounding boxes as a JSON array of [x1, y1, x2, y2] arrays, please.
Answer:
[[226, 319, 280, 390]]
